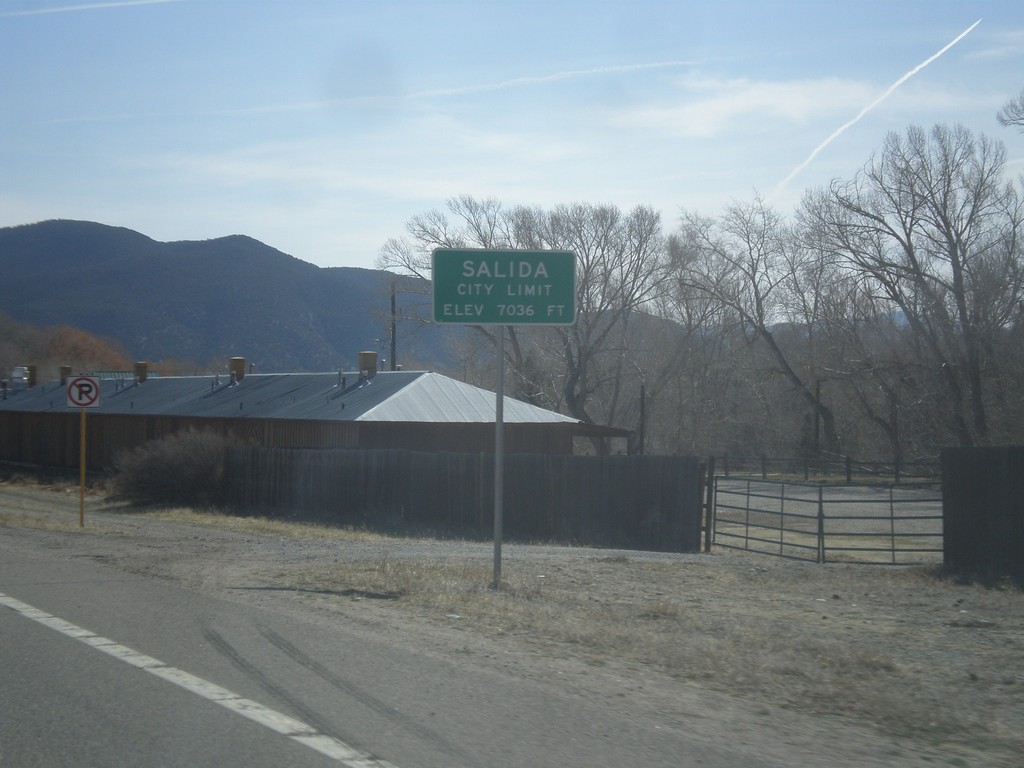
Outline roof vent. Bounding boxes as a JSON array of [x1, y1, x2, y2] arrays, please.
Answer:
[[60, 366, 72, 385], [229, 356, 246, 382], [358, 351, 378, 378], [134, 361, 149, 384], [11, 366, 31, 391]]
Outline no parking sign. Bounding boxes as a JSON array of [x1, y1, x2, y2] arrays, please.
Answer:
[[66, 375, 100, 527], [66, 376, 101, 408]]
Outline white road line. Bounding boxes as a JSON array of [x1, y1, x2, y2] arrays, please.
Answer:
[[0, 591, 399, 768]]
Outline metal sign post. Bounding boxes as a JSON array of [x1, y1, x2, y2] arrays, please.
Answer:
[[493, 329, 504, 588], [66, 376, 101, 527], [432, 249, 576, 589]]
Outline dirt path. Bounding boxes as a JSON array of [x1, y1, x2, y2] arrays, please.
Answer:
[[2, 481, 1022, 767]]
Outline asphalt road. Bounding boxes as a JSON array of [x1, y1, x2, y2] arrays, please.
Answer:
[[0, 524, 783, 768]]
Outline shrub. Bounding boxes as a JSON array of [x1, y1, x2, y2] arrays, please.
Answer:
[[112, 429, 228, 507]]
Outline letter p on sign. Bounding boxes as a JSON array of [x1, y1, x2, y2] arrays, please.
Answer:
[[67, 376, 101, 408]]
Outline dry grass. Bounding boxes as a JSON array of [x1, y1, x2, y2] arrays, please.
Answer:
[[129, 507, 398, 541], [0, 476, 395, 542], [0, 511, 105, 533], [270, 553, 1024, 757], [0, 476, 117, 532]]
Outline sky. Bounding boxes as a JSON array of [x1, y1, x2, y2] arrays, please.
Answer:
[[2, 0, 1023, 270]]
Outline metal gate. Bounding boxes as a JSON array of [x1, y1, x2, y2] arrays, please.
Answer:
[[711, 477, 943, 564]]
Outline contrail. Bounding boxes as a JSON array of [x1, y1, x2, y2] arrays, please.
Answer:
[[41, 59, 697, 124], [772, 18, 982, 198], [0, 0, 182, 16]]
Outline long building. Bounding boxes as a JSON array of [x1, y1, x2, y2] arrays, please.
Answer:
[[0, 355, 629, 470]]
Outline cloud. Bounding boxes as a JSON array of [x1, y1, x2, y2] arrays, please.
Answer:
[[38, 59, 697, 126], [410, 60, 696, 100], [129, 112, 584, 201], [0, 0, 183, 16], [964, 28, 1024, 61], [615, 77, 878, 138]]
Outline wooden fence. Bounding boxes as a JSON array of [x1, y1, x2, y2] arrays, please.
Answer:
[[942, 446, 1024, 583], [224, 447, 702, 553]]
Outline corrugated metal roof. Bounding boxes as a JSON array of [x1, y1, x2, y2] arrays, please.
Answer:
[[0, 370, 580, 425], [357, 372, 572, 423]]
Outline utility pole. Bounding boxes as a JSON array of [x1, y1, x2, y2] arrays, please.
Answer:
[[638, 382, 646, 455], [390, 279, 397, 371], [814, 378, 821, 454]]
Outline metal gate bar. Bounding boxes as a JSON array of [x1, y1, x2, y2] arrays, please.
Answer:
[[713, 477, 942, 564]]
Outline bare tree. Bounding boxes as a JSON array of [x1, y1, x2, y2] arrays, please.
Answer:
[[375, 196, 536, 388], [531, 203, 667, 429], [377, 197, 669, 444], [997, 88, 1024, 131], [376, 195, 513, 280], [802, 124, 1023, 447], [670, 196, 842, 454], [648, 275, 747, 454]]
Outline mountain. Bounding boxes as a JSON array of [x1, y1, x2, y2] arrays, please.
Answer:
[[0, 220, 453, 373]]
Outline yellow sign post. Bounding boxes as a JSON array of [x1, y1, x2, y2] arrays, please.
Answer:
[[66, 376, 101, 528], [79, 408, 87, 527]]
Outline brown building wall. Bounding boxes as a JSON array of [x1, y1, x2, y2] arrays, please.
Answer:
[[0, 412, 580, 471]]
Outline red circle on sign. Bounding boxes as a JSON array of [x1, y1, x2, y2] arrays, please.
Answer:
[[67, 377, 101, 407]]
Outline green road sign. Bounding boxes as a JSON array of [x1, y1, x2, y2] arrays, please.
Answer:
[[432, 248, 576, 325]]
